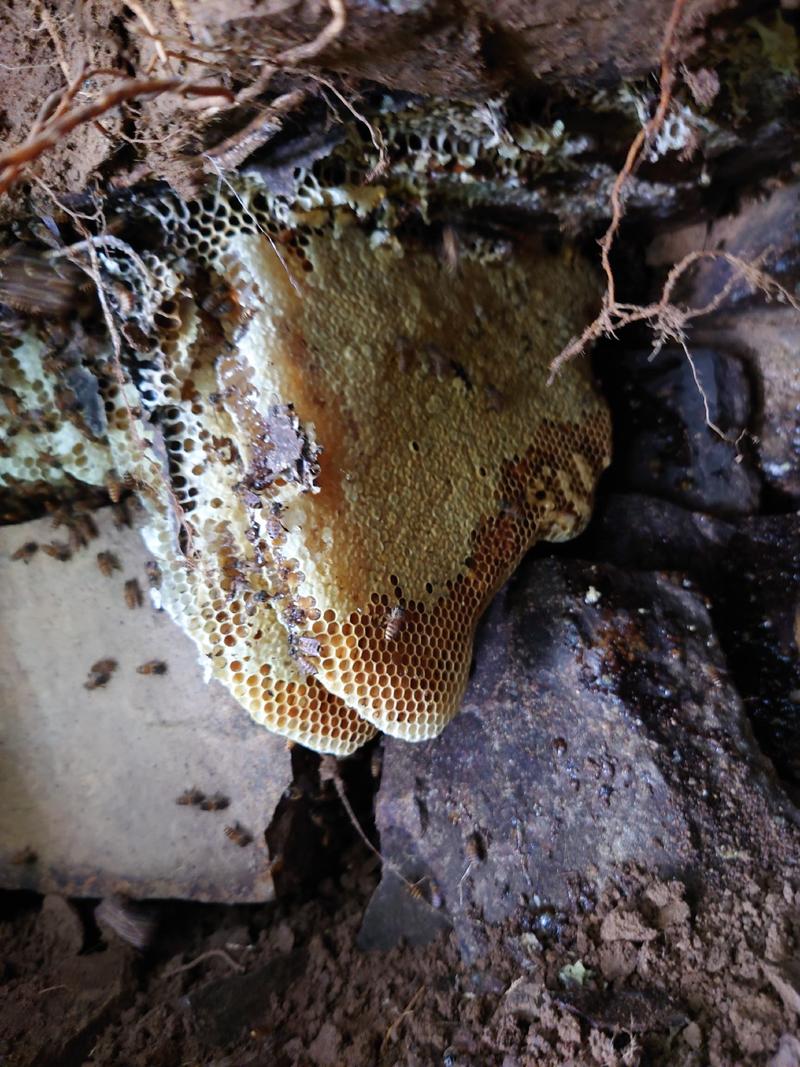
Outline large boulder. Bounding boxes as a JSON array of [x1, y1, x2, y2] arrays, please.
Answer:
[[362, 555, 796, 957]]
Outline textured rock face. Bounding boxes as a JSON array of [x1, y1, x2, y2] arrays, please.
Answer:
[[605, 344, 760, 516], [364, 555, 794, 957], [646, 181, 800, 507], [700, 308, 800, 505], [587, 493, 800, 788]]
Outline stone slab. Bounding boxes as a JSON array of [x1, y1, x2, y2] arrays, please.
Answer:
[[0, 507, 291, 901]]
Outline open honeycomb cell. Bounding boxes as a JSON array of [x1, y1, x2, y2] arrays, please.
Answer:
[[1, 101, 611, 754]]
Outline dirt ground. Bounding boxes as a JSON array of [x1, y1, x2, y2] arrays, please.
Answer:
[[1, 842, 798, 1067]]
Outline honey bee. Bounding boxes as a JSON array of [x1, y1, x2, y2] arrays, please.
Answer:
[[112, 499, 132, 528], [144, 560, 162, 588], [224, 822, 253, 847], [105, 470, 123, 503], [108, 282, 135, 317], [175, 787, 205, 806], [0, 245, 82, 317], [41, 541, 72, 561], [405, 880, 425, 901], [237, 484, 262, 509], [136, 659, 167, 675], [96, 550, 121, 576], [0, 386, 23, 418], [265, 502, 287, 542], [11, 541, 37, 563], [53, 384, 78, 415], [293, 634, 320, 658], [124, 578, 143, 609], [200, 792, 230, 812], [36, 450, 62, 468], [201, 278, 238, 320], [91, 657, 118, 674], [84, 658, 117, 690], [293, 656, 318, 679], [69, 512, 99, 550], [283, 604, 307, 628], [384, 605, 405, 642]]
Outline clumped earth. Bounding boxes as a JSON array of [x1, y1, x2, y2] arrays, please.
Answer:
[[1, 1, 800, 1065], [1, 854, 799, 1066]]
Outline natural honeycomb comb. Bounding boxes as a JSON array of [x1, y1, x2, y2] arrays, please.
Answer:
[[1, 101, 611, 754], [181, 213, 610, 741]]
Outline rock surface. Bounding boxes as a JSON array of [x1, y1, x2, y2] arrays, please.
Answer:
[[0, 507, 292, 902], [364, 555, 795, 957], [586, 493, 800, 788], [604, 344, 760, 516], [647, 181, 800, 506]]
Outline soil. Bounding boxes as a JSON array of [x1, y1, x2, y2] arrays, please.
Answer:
[[1, 845, 798, 1067]]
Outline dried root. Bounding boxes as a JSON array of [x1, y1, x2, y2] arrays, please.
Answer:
[[548, 0, 800, 445]]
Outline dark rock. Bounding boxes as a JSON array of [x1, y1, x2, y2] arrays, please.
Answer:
[[184, 950, 307, 1047], [368, 556, 795, 958], [604, 344, 760, 516], [697, 308, 800, 505], [553, 987, 687, 1034], [358, 868, 451, 952], [585, 494, 800, 786], [647, 182, 800, 505]]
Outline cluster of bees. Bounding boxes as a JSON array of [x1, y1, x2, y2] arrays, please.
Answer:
[[84, 656, 167, 689], [175, 787, 252, 847]]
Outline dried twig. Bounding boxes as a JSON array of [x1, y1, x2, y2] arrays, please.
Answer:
[[206, 88, 307, 169], [380, 986, 424, 1053], [277, 0, 346, 65], [305, 72, 388, 181], [0, 76, 234, 196], [164, 948, 244, 978], [36, 2, 73, 82]]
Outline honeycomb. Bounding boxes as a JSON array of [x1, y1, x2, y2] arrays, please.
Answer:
[[0, 99, 611, 754]]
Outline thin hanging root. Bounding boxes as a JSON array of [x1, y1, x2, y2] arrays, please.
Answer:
[[163, 948, 244, 978], [126, 1, 175, 74], [318, 756, 440, 908]]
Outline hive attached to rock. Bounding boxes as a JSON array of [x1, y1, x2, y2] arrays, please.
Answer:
[[1, 104, 611, 753]]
